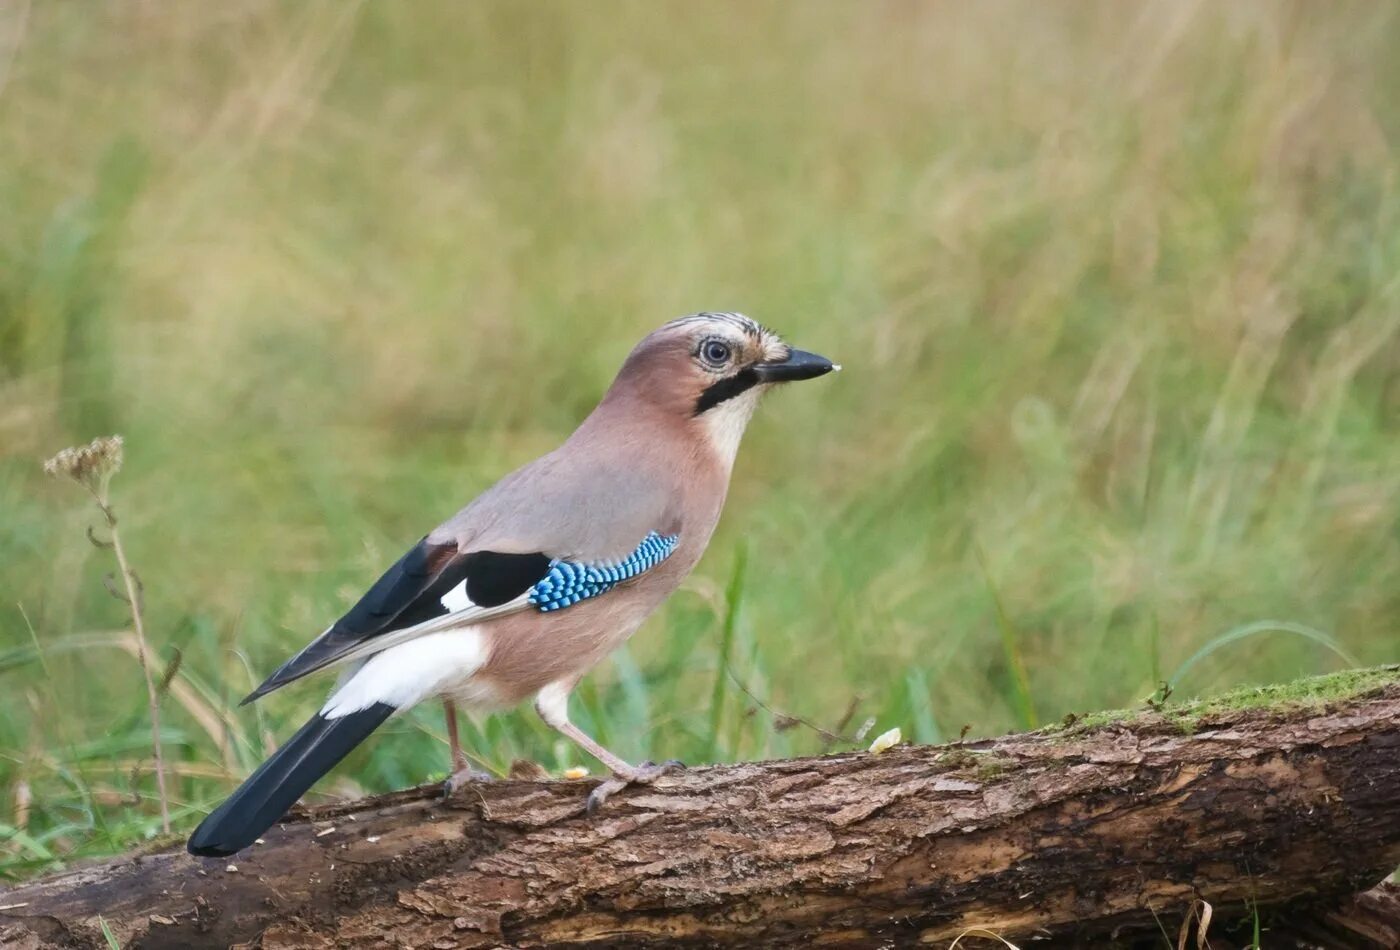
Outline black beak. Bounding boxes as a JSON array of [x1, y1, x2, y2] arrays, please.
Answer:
[[753, 348, 840, 383]]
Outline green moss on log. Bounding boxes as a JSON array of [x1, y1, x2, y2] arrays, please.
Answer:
[[1050, 665, 1400, 737]]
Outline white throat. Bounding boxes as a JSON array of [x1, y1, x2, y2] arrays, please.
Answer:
[[700, 386, 764, 472]]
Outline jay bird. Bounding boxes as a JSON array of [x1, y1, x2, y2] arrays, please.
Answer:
[[188, 312, 837, 857]]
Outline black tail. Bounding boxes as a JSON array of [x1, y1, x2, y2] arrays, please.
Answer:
[[187, 702, 395, 857]]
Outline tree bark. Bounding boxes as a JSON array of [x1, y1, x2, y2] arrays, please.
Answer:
[[2, 670, 1398, 949]]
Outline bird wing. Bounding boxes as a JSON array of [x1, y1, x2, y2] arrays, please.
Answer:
[[242, 449, 681, 704], [240, 540, 551, 704]]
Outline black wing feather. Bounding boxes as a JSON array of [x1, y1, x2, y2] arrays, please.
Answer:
[[240, 538, 550, 705]]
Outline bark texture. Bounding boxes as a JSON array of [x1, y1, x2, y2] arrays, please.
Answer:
[[1, 671, 1398, 949]]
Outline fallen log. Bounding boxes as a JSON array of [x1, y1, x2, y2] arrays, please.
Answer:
[[1, 667, 1397, 949]]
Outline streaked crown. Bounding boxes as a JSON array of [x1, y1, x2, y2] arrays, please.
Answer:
[[603, 312, 834, 439]]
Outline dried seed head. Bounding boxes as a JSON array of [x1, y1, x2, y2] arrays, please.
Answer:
[[43, 435, 124, 496]]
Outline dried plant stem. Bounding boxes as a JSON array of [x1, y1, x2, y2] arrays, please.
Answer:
[[97, 499, 170, 834], [43, 435, 170, 832]]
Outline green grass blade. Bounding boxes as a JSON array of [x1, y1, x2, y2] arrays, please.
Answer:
[[1169, 621, 1360, 690], [611, 645, 651, 763], [974, 543, 1038, 730], [0, 823, 55, 862], [904, 668, 944, 745], [707, 542, 747, 761]]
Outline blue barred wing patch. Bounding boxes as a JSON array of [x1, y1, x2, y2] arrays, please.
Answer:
[[529, 532, 680, 613]]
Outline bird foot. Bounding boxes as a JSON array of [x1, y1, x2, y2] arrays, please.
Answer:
[[441, 764, 495, 798], [586, 759, 685, 815]]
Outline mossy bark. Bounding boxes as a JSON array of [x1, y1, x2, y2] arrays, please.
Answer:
[[1, 668, 1397, 949]]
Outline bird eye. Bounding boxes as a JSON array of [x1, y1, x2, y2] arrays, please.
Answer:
[[701, 340, 732, 366]]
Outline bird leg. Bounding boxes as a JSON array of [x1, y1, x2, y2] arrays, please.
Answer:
[[444, 698, 469, 772], [441, 699, 493, 796], [534, 684, 684, 814]]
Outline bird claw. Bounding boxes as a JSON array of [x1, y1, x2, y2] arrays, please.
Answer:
[[585, 777, 628, 814], [585, 759, 686, 814], [441, 766, 494, 798]]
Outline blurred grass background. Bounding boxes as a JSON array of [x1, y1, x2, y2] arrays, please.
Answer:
[[2, 0, 1399, 878]]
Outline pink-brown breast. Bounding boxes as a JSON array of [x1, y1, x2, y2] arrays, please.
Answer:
[[469, 435, 728, 708]]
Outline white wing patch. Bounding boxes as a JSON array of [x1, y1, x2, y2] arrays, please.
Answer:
[[440, 579, 475, 612]]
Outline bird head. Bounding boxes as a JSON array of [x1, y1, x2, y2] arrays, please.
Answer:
[[607, 312, 838, 463]]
